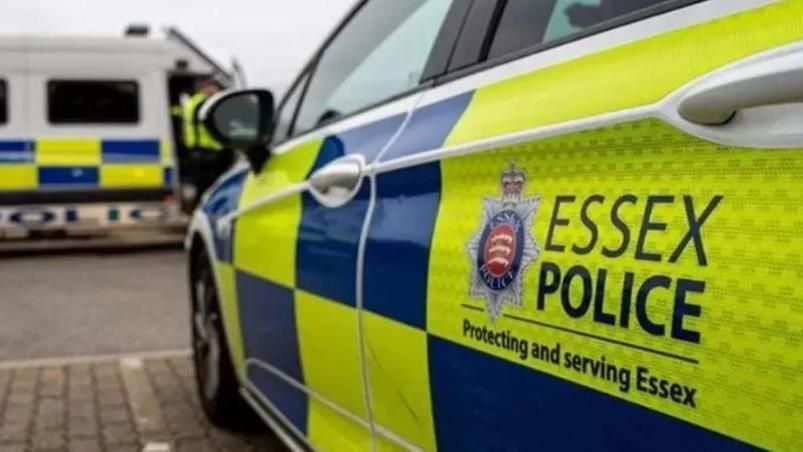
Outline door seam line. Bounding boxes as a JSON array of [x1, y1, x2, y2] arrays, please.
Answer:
[[356, 91, 425, 452]]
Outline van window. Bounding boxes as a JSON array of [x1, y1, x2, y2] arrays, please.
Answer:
[[0, 80, 7, 125], [48, 80, 139, 124], [294, 0, 454, 134], [488, 0, 672, 59]]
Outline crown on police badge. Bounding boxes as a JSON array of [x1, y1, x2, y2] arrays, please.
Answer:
[[501, 162, 526, 204]]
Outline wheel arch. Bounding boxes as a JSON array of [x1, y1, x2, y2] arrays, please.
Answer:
[[188, 231, 209, 285], [186, 209, 218, 288], [187, 211, 250, 384]]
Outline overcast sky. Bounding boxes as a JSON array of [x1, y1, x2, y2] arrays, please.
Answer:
[[0, 0, 356, 95]]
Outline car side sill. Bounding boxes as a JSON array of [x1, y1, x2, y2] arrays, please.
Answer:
[[239, 386, 312, 452]]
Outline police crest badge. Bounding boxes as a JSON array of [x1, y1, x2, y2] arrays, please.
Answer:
[[467, 163, 540, 321]]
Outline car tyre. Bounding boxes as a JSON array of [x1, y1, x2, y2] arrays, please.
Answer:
[[190, 248, 258, 431]]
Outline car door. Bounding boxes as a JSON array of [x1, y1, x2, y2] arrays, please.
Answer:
[[214, 1, 466, 449], [362, 0, 803, 450]]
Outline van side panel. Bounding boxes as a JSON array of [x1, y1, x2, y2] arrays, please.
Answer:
[[21, 47, 175, 193], [0, 47, 33, 190], [0, 40, 182, 234]]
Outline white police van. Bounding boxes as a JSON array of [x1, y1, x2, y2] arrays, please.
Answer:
[[0, 26, 235, 239]]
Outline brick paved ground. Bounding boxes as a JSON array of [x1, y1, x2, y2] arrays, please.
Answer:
[[0, 356, 286, 452]]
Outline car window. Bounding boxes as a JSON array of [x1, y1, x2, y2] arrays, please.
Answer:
[[48, 80, 139, 124], [272, 72, 308, 144], [0, 80, 7, 125], [488, 0, 673, 59], [294, 0, 454, 134]]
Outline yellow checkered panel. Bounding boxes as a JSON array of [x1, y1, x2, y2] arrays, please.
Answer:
[[0, 137, 174, 190], [233, 138, 373, 449], [100, 164, 163, 188], [307, 398, 371, 452], [0, 166, 37, 190], [363, 312, 436, 451], [234, 139, 322, 287], [35, 137, 101, 166], [215, 262, 246, 380], [297, 289, 371, 450]]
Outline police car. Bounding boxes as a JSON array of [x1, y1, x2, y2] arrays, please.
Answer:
[[186, 0, 803, 450]]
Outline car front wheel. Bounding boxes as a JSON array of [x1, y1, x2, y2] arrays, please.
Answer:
[[190, 248, 256, 430]]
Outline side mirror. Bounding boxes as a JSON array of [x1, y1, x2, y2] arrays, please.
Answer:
[[199, 88, 274, 172]]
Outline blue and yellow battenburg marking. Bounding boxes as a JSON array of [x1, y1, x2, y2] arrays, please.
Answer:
[[205, 115, 411, 450], [0, 138, 175, 190], [200, 2, 803, 450]]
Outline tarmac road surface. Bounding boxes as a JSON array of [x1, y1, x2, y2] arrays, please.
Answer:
[[0, 249, 190, 362]]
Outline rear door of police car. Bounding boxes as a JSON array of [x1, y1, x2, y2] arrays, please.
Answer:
[[364, 0, 803, 450]]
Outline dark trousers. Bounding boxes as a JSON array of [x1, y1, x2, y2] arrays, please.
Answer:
[[181, 148, 235, 211]]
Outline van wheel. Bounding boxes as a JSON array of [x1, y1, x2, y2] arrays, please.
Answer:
[[190, 249, 256, 431]]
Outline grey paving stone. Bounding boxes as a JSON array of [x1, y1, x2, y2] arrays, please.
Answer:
[[139, 430, 172, 443], [105, 446, 140, 452], [0, 357, 287, 452], [68, 438, 103, 452], [0, 372, 12, 400], [67, 388, 94, 403], [0, 422, 28, 442], [145, 360, 172, 375], [0, 443, 26, 452], [6, 392, 35, 406], [102, 422, 138, 445], [31, 428, 65, 449], [12, 368, 39, 382], [67, 418, 99, 438], [34, 415, 65, 430], [67, 364, 92, 374], [2, 405, 34, 425], [95, 381, 124, 395], [211, 429, 254, 450], [99, 407, 130, 425], [39, 368, 66, 398], [98, 391, 126, 408], [32, 424, 65, 439], [67, 401, 96, 418], [92, 364, 119, 378], [36, 399, 65, 417], [175, 438, 218, 452]]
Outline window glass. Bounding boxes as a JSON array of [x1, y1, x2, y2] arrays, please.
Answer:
[[272, 72, 308, 144], [0, 80, 7, 125], [48, 80, 139, 124], [489, 0, 671, 59], [294, 0, 454, 134]]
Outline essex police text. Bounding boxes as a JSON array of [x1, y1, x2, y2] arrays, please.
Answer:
[[539, 194, 722, 344]]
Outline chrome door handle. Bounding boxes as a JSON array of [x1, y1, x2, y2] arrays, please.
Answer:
[[308, 155, 365, 208], [678, 50, 803, 125]]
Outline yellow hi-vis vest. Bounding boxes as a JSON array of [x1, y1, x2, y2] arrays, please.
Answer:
[[182, 93, 223, 151]]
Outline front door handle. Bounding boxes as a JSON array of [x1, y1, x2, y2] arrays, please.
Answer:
[[308, 155, 365, 208], [678, 50, 803, 125]]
